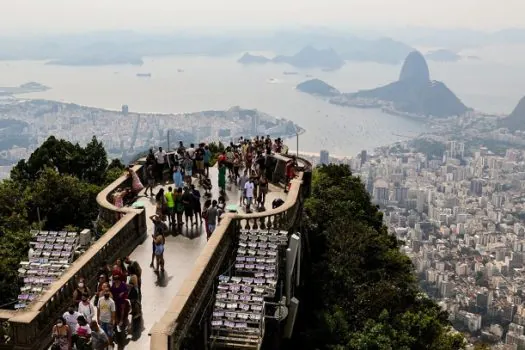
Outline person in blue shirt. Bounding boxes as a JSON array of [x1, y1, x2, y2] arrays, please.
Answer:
[[172, 166, 183, 189], [203, 145, 212, 178]]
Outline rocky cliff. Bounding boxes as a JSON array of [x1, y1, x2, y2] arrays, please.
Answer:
[[499, 96, 525, 130]]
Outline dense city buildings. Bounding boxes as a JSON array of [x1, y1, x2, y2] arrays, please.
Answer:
[[350, 138, 525, 348], [0, 99, 302, 178]]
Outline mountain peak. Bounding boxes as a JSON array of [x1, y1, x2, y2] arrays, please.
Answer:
[[499, 96, 525, 130], [399, 51, 430, 83]]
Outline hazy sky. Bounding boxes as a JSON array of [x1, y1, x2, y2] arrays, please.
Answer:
[[1, 0, 523, 34]]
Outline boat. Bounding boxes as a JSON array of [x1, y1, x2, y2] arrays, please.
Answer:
[[136, 73, 151, 78]]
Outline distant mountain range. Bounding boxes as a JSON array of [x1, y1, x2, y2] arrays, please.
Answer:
[[238, 46, 345, 70], [425, 49, 461, 62], [296, 51, 470, 118]]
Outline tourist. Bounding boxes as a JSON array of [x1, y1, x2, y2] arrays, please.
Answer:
[[146, 148, 156, 167], [258, 175, 269, 209], [154, 146, 167, 182], [51, 316, 72, 350], [285, 156, 297, 193], [73, 315, 91, 350], [238, 170, 248, 206], [207, 200, 219, 239], [202, 199, 212, 239], [217, 196, 226, 223], [165, 186, 175, 227], [195, 143, 205, 181], [172, 165, 183, 189], [176, 141, 185, 156], [226, 147, 235, 178], [113, 258, 128, 281], [218, 162, 226, 194], [127, 166, 144, 195], [110, 274, 128, 323], [203, 145, 211, 177], [144, 163, 155, 197], [191, 184, 202, 224], [182, 153, 193, 187], [63, 305, 82, 331], [77, 293, 95, 324], [97, 289, 116, 346], [128, 275, 142, 320], [89, 321, 109, 350], [202, 176, 212, 197], [125, 256, 142, 292], [174, 188, 185, 231], [94, 274, 107, 307], [150, 214, 168, 267], [217, 151, 226, 166], [182, 186, 194, 227], [118, 292, 132, 338], [72, 277, 91, 305], [232, 151, 241, 182], [154, 234, 165, 273], [155, 189, 166, 222], [244, 178, 255, 213]]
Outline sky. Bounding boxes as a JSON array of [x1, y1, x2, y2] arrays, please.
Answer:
[[0, 0, 523, 34]]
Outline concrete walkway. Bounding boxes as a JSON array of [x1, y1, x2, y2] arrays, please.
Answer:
[[124, 168, 286, 349]]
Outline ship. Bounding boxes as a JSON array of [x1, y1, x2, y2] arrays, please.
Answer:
[[136, 73, 151, 78]]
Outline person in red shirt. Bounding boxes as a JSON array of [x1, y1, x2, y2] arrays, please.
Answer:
[[284, 157, 297, 193], [217, 151, 226, 166]]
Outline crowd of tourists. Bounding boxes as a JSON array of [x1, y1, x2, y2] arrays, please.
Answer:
[[52, 257, 142, 350], [51, 136, 297, 349]]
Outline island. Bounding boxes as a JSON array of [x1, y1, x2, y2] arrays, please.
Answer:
[[425, 49, 461, 62], [296, 51, 470, 118], [237, 53, 271, 64], [296, 79, 340, 97], [0, 82, 50, 96], [238, 46, 345, 70]]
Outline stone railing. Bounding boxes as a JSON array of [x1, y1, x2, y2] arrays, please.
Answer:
[[0, 166, 147, 350], [150, 157, 310, 350]]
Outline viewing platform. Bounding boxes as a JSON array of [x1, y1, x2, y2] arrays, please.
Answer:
[[0, 151, 311, 350]]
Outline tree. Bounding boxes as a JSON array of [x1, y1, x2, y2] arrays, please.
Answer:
[[28, 167, 100, 230], [81, 136, 109, 184], [11, 135, 109, 185], [293, 164, 465, 349]]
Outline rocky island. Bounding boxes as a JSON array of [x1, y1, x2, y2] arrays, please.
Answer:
[[0, 82, 50, 96], [237, 53, 271, 64], [238, 46, 345, 70], [296, 79, 340, 97], [297, 51, 469, 118]]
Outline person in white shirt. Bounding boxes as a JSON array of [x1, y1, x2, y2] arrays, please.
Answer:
[[63, 305, 82, 331], [186, 143, 196, 160], [97, 292, 116, 345], [77, 293, 95, 324], [244, 179, 255, 212], [154, 147, 167, 182]]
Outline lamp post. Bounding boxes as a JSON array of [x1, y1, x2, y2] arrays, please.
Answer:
[[296, 131, 299, 158]]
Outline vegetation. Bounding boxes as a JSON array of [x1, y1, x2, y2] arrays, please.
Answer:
[[293, 164, 465, 349], [208, 141, 225, 166], [410, 138, 446, 159], [0, 136, 124, 306]]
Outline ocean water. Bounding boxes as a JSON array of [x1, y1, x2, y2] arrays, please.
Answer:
[[0, 44, 523, 156]]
